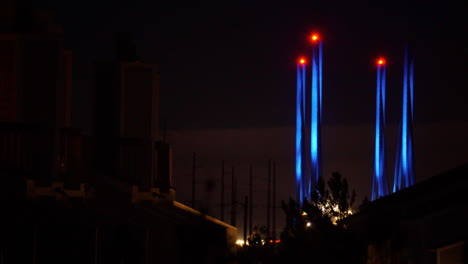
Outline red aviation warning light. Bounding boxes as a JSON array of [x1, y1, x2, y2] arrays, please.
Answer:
[[377, 58, 386, 65], [299, 58, 306, 64], [310, 33, 320, 42]]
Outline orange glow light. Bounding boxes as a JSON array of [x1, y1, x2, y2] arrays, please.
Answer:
[[299, 58, 306, 64], [311, 33, 320, 42], [377, 58, 386, 65]]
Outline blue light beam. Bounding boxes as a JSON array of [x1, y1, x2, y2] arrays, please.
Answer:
[[296, 60, 307, 203], [372, 59, 389, 200], [393, 46, 415, 192], [310, 38, 322, 199]]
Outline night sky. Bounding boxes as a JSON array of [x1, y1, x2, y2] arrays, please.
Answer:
[[36, 0, 467, 131], [33, 0, 468, 234]]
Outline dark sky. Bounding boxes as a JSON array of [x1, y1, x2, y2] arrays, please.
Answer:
[[31, 0, 468, 236], [36, 0, 467, 132]]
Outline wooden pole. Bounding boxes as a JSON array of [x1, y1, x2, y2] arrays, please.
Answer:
[[267, 159, 271, 237], [273, 161, 277, 242], [249, 164, 253, 235], [231, 166, 236, 226], [94, 226, 99, 264], [243, 196, 248, 245], [221, 160, 225, 221], [192, 152, 196, 208]]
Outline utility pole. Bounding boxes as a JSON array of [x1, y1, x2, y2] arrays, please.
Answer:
[[145, 228, 149, 264], [221, 160, 225, 221], [94, 226, 99, 264], [272, 161, 277, 242], [152, 141, 157, 189], [231, 166, 237, 226], [243, 196, 248, 245], [192, 152, 196, 208], [33, 225, 38, 264], [249, 164, 253, 235], [162, 119, 167, 142], [267, 159, 271, 237]]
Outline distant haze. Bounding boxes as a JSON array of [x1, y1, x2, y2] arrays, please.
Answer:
[[168, 121, 468, 238]]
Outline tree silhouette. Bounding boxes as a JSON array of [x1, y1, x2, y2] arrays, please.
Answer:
[[325, 171, 356, 224], [276, 171, 363, 264]]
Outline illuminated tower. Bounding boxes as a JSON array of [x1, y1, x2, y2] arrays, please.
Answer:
[[296, 58, 307, 203], [371, 58, 389, 200], [393, 46, 415, 192], [309, 33, 323, 198]]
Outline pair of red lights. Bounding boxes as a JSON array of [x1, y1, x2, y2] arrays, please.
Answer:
[[297, 33, 320, 65], [298, 57, 386, 65], [297, 32, 387, 66]]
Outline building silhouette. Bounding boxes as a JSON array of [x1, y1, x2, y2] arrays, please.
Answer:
[[94, 32, 159, 189], [1, 6, 237, 264], [0, 7, 73, 182], [343, 163, 468, 264]]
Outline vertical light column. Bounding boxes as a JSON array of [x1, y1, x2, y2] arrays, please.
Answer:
[[372, 58, 389, 200], [309, 33, 322, 198], [393, 46, 415, 192], [296, 57, 306, 203]]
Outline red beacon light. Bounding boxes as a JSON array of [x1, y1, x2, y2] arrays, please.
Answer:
[[299, 58, 306, 64], [310, 33, 320, 42], [377, 58, 386, 65]]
